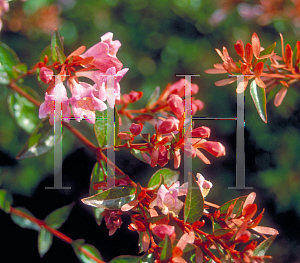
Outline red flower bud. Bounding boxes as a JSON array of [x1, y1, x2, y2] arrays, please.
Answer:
[[192, 126, 211, 138], [130, 123, 143, 135], [168, 95, 184, 119], [40, 67, 53, 84], [201, 141, 226, 157], [157, 117, 179, 134]]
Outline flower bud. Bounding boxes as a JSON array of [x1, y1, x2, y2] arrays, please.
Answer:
[[201, 141, 226, 157], [158, 117, 179, 134], [130, 123, 143, 135], [40, 67, 53, 84], [192, 126, 211, 138], [168, 95, 184, 119], [152, 224, 175, 239]]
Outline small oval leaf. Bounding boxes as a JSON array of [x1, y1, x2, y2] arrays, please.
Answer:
[[147, 168, 179, 189], [72, 239, 103, 263], [16, 118, 56, 160], [10, 207, 40, 231], [250, 79, 267, 123], [44, 203, 74, 229], [81, 186, 136, 210], [0, 189, 13, 213], [38, 226, 53, 257], [184, 173, 204, 224]]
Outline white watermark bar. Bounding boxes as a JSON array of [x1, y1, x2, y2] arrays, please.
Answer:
[[46, 75, 71, 189], [105, 75, 116, 189], [176, 75, 200, 188], [228, 76, 253, 189]]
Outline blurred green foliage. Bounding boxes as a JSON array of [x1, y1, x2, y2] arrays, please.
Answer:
[[1, 0, 300, 262]]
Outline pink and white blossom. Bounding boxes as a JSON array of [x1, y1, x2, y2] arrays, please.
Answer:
[[69, 80, 107, 124], [39, 82, 71, 125], [149, 181, 184, 216]]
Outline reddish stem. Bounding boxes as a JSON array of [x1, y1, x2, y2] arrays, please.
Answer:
[[9, 206, 105, 263]]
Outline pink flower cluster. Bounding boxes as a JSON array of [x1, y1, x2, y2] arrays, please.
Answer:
[[150, 173, 213, 216], [39, 32, 128, 124]]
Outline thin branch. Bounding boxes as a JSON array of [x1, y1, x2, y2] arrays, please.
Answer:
[[9, 206, 105, 263]]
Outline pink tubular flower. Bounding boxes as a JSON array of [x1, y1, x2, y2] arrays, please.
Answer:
[[80, 33, 123, 72], [39, 81, 71, 125], [157, 117, 179, 134], [168, 79, 199, 97], [149, 181, 183, 216], [100, 32, 121, 57], [152, 224, 175, 240], [102, 210, 123, 236], [40, 67, 54, 84], [168, 94, 184, 119], [76, 67, 129, 108], [69, 80, 107, 124]]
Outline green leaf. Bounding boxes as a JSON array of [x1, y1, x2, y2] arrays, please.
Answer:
[[160, 234, 173, 262], [94, 109, 109, 147], [147, 215, 167, 224], [138, 252, 154, 263], [89, 161, 106, 226], [140, 133, 151, 143], [55, 45, 66, 64], [147, 168, 180, 189], [11, 207, 40, 231], [146, 86, 160, 107], [109, 255, 141, 263], [218, 195, 247, 217], [250, 79, 267, 123], [184, 173, 204, 224], [181, 243, 196, 263], [253, 235, 277, 256], [147, 173, 164, 190], [44, 203, 74, 229], [81, 186, 136, 210], [51, 29, 64, 62], [8, 90, 40, 133], [0, 189, 13, 213], [16, 118, 56, 159], [72, 239, 103, 263], [0, 42, 20, 84], [38, 226, 53, 257], [257, 42, 276, 64]]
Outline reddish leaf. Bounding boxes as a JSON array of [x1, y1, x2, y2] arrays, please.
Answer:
[[67, 45, 86, 58], [296, 41, 300, 64], [254, 62, 264, 77], [215, 77, 237, 86], [252, 226, 279, 235], [249, 209, 264, 229], [245, 43, 253, 64], [280, 33, 285, 61], [243, 192, 256, 209], [243, 204, 257, 221], [252, 32, 261, 58], [234, 40, 244, 58], [285, 44, 292, 68], [204, 68, 227, 74], [274, 87, 288, 107]]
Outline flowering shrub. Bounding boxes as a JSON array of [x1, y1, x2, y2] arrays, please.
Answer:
[[0, 27, 283, 263]]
